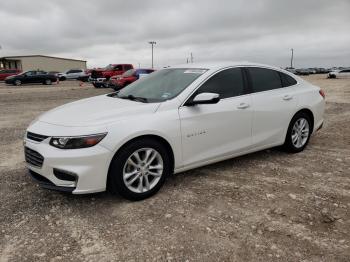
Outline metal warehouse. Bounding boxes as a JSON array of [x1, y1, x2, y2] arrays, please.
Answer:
[[0, 55, 87, 72]]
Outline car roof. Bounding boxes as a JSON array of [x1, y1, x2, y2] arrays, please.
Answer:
[[169, 61, 282, 71]]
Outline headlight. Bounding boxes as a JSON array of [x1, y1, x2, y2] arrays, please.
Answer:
[[49, 133, 107, 149]]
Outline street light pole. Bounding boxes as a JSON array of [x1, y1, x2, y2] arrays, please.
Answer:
[[148, 41, 156, 68], [290, 48, 294, 68]]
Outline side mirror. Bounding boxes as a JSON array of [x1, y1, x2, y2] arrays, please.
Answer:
[[187, 92, 220, 106]]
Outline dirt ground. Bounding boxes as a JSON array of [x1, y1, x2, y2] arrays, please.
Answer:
[[0, 76, 349, 262]]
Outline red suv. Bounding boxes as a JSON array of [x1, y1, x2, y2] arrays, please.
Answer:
[[0, 69, 21, 81], [90, 64, 134, 88], [108, 69, 155, 90]]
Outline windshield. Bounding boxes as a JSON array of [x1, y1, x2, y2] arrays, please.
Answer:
[[104, 64, 114, 70], [117, 68, 207, 102]]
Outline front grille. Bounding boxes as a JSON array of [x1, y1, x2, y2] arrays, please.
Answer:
[[27, 132, 49, 142], [25, 147, 44, 168]]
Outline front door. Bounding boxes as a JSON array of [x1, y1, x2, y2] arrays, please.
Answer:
[[179, 67, 253, 167]]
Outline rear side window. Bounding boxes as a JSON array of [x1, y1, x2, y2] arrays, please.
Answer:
[[196, 68, 245, 99], [280, 72, 297, 87], [248, 67, 282, 93]]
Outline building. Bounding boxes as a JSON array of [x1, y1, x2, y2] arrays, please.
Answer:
[[0, 55, 87, 72]]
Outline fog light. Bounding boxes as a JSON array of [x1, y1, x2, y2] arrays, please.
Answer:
[[53, 168, 77, 182]]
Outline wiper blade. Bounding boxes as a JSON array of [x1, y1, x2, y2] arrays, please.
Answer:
[[119, 95, 148, 103]]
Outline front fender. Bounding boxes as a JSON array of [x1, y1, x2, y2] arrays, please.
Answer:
[[102, 112, 183, 170]]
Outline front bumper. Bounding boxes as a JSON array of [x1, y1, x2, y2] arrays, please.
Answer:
[[24, 136, 112, 194], [90, 77, 107, 83]]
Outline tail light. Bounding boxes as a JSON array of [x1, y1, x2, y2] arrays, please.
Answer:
[[319, 89, 326, 99]]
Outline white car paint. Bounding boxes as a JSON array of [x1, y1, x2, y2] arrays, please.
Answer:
[[328, 69, 350, 79], [24, 62, 325, 194], [59, 69, 87, 80]]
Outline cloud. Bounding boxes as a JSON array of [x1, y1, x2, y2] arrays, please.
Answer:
[[0, 0, 349, 68]]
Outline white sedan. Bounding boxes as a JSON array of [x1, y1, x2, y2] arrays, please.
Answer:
[[328, 69, 350, 79], [24, 62, 325, 200]]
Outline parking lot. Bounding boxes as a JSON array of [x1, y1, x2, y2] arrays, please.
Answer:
[[0, 76, 349, 261]]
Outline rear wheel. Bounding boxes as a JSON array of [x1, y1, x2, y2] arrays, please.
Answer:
[[93, 83, 101, 88], [283, 112, 312, 153], [44, 79, 52, 85], [108, 138, 171, 201]]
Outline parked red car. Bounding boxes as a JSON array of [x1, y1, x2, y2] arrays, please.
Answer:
[[0, 69, 21, 81], [90, 64, 134, 88], [108, 69, 155, 90]]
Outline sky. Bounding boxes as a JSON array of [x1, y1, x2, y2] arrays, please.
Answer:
[[0, 0, 349, 69]]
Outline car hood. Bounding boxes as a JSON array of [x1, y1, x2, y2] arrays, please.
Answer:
[[37, 94, 160, 127]]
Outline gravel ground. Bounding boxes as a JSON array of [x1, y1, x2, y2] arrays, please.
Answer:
[[0, 76, 349, 262]]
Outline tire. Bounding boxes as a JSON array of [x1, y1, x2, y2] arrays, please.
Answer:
[[44, 79, 52, 85], [59, 76, 66, 81], [93, 83, 101, 88], [14, 80, 21, 86], [283, 112, 312, 153], [108, 138, 171, 201]]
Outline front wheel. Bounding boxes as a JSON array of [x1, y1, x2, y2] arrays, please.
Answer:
[[93, 83, 101, 88], [14, 80, 22, 86], [283, 112, 312, 153], [44, 79, 52, 85], [108, 139, 171, 201]]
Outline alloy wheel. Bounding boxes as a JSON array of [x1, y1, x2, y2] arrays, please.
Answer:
[[122, 148, 163, 193], [291, 118, 310, 148]]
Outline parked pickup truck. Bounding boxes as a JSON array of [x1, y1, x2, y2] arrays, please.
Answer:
[[90, 64, 134, 88], [0, 69, 22, 81]]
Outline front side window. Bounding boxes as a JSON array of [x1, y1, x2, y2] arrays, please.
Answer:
[[26, 71, 36, 76], [248, 67, 282, 93], [124, 65, 133, 71], [195, 68, 245, 99], [117, 68, 207, 102]]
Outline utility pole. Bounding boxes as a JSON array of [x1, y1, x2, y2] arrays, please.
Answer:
[[290, 48, 294, 68], [148, 41, 156, 68], [190, 52, 194, 63], [0, 45, 3, 69]]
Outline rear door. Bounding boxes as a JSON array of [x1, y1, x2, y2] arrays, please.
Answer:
[[179, 67, 253, 167], [246, 67, 298, 148]]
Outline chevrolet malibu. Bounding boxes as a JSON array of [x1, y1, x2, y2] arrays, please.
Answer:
[[24, 62, 325, 200]]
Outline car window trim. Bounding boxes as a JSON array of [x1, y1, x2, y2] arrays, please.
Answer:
[[180, 66, 250, 107]]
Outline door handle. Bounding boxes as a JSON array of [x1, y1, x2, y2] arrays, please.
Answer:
[[237, 103, 249, 109], [283, 95, 293, 101]]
